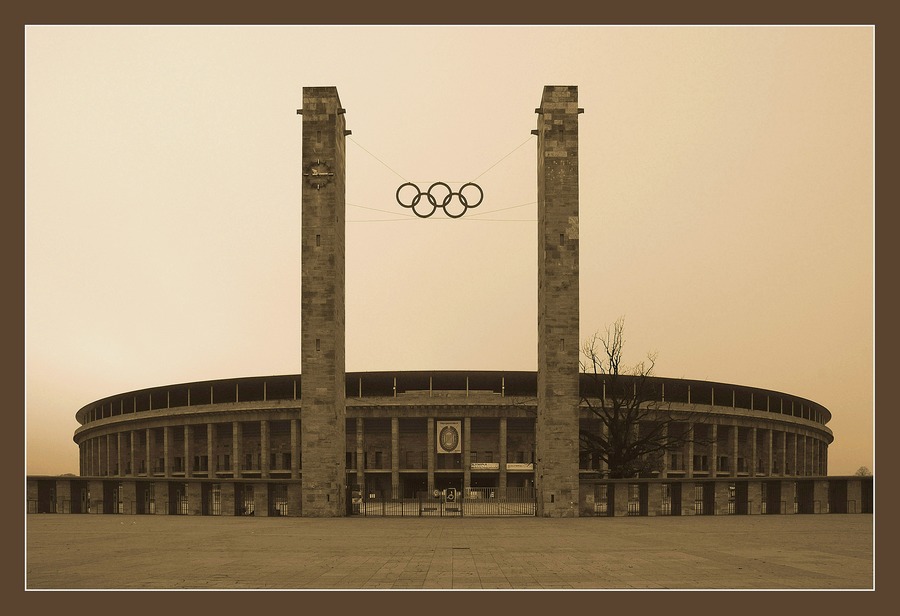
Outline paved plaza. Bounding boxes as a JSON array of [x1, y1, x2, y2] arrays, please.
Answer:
[[26, 514, 873, 590]]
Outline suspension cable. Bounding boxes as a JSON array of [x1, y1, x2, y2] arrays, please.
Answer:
[[471, 135, 535, 181], [345, 134, 537, 222], [348, 134, 535, 185], [347, 136, 409, 182]]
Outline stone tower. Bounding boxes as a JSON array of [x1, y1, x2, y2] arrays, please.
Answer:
[[299, 86, 347, 516], [535, 85, 581, 517]]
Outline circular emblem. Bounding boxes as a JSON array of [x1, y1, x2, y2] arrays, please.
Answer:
[[438, 425, 460, 452], [303, 159, 335, 189]]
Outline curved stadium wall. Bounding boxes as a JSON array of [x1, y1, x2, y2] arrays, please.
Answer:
[[24, 370, 859, 517]]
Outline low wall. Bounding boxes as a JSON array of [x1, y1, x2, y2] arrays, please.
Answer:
[[26, 475, 872, 517]]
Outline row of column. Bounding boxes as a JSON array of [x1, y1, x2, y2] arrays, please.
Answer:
[[79, 419, 301, 480], [677, 424, 826, 478], [78, 419, 829, 480], [585, 477, 862, 517], [585, 422, 828, 478]]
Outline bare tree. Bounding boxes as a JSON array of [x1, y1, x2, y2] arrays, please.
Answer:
[[579, 317, 706, 479]]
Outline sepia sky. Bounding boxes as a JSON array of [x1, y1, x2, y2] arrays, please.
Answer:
[[25, 25, 873, 476]]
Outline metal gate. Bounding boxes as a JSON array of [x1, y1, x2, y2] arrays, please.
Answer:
[[210, 484, 221, 516], [351, 487, 535, 517]]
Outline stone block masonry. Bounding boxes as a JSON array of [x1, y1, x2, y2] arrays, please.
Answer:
[[300, 86, 347, 516], [535, 86, 581, 517]]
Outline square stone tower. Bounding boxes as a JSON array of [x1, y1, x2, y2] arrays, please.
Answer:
[[299, 86, 347, 516], [535, 85, 580, 517]]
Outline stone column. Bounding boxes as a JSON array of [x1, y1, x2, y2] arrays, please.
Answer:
[[772, 430, 781, 476], [427, 417, 435, 494], [685, 423, 694, 479], [714, 481, 730, 515], [813, 440, 819, 476], [709, 424, 718, 476], [221, 483, 235, 516], [731, 425, 739, 477], [88, 479, 104, 513], [130, 431, 136, 477], [765, 429, 773, 476], [802, 435, 809, 476], [207, 423, 215, 477], [499, 417, 508, 493], [291, 419, 300, 479], [535, 85, 580, 517], [104, 434, 110, 476], [599, 422, 608, 476], [791, 433, 797, 477], [647, 482, 663, 516], [659, 424, 669, 477], [254, 485, 269, 517], [746, 481, 762, 515], [749, 427, 757, 477], [355, 417, 365, 495], [121, 481, 136, 515], [184, 425, 193, 478], [163, 426, 171, 477], [232, 421, 242, 477], [779, 431, 788, 476], [56, 480, 72, 513], [612, 482, 629, 517], [299, 86, 347, 516], [156, 481, 169, 515], [801, 436, 812, 476], [391, 417, 400, 499], [463, 417, 471, 493], [820, 440, 825, 476], [781, 480, 795, 514], [680, 481, 696, 516], [810, 435, 817, 476], [117, 433, 124, 477], [813, 479, 828, 513], [146, 428, 154, 477], [260, 420, 270, 479], [288, 483, 303, 517], [812, 437, 819, 476]]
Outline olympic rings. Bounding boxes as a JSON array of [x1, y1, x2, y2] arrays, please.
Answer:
[[396, 181, 484, 218]]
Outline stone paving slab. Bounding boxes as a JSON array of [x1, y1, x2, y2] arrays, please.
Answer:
[[25, 514, 872, 590]]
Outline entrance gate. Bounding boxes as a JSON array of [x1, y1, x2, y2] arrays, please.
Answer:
[[349, 487, 535, 517]]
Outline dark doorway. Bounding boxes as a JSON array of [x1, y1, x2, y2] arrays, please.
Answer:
[[734, 481, 750, 515], [36, 480, 55, 513], [401, 473, 427, 498]]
